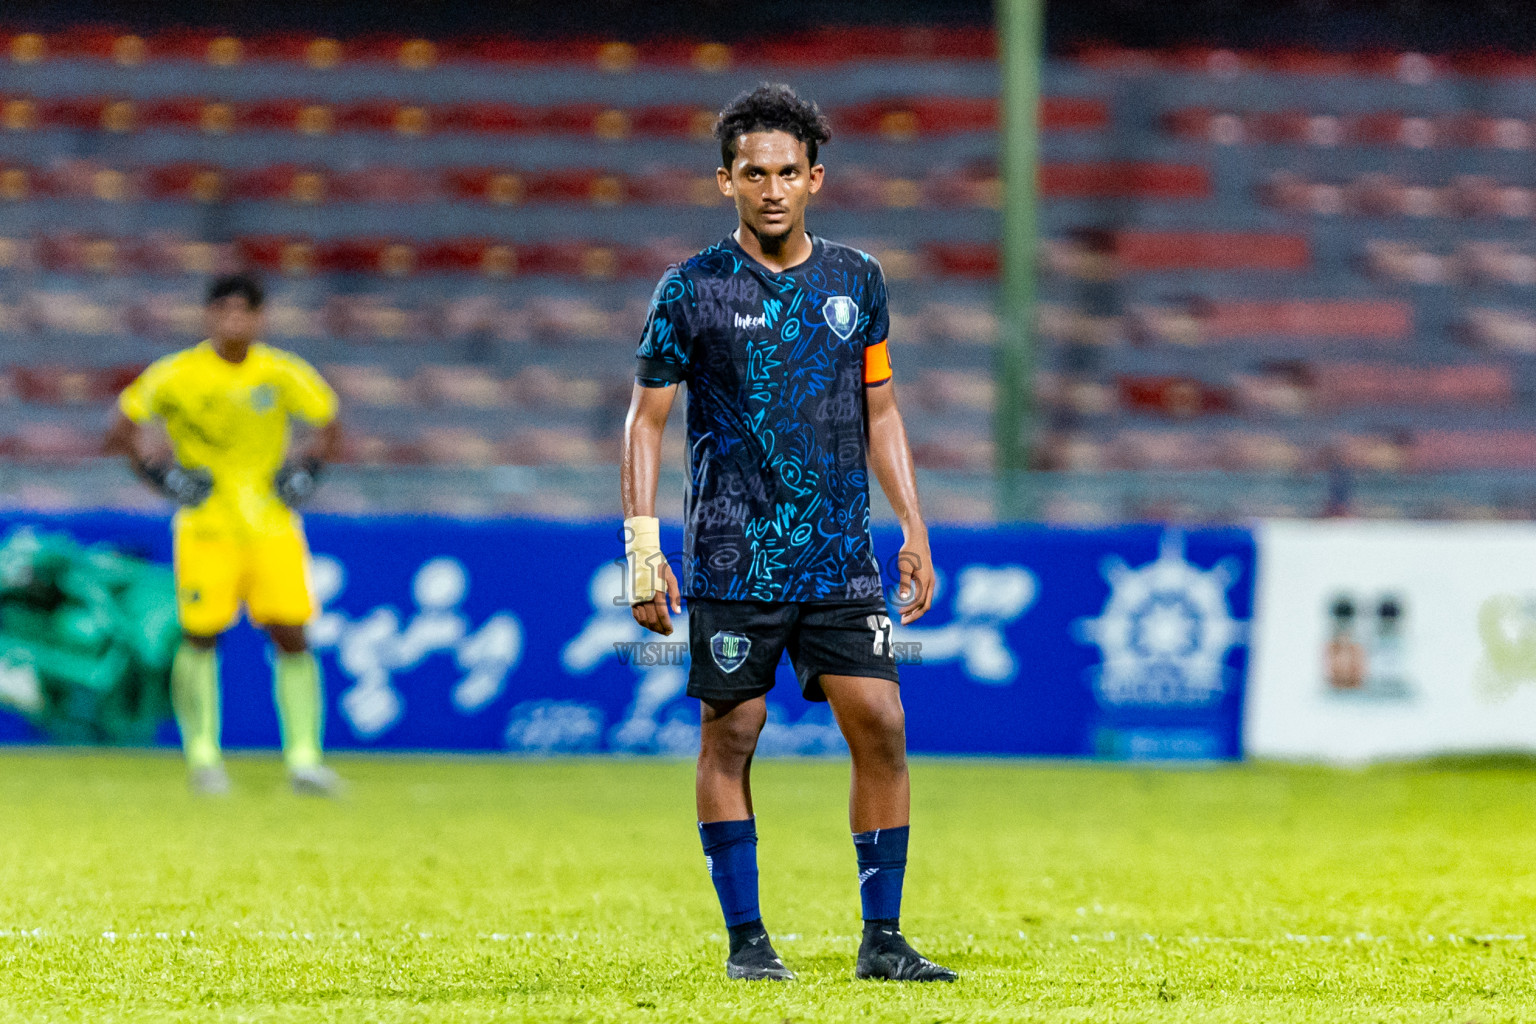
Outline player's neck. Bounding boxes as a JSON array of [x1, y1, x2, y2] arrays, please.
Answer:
[[734, 224, 813, 273], [210, 337, 252, 364]]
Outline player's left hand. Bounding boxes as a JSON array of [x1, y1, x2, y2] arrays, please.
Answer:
[[632, 559, 682, 636], [894, 533, 935, 625], [274, 457, 323, 507]]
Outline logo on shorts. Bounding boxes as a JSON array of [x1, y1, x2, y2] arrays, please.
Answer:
[[823, 296, 858, 340], [710, 631, 751, 674]]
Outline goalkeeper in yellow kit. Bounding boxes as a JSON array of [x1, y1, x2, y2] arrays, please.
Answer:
[[106, 274, 342, 796]]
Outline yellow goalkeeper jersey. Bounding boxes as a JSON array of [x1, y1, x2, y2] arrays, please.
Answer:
[[119, 341, 338, 537]]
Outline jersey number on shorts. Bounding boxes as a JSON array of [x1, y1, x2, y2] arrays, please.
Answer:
[[866, 614, 893, 657]]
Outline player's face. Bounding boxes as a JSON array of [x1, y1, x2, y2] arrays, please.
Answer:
[[717, 130, 824, 242], [206, 295, 261, 343]]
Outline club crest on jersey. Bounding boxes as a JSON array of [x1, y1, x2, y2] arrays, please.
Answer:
[[710, 631, 751, 674], [250, 383, 276, 411], [823, 296, 859, 340]]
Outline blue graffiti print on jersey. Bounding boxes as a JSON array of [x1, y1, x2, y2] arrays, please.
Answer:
[[635, 235, 892, 602]]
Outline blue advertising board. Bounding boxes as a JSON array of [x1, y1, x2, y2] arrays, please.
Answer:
[[0, 513, 1256, 759]]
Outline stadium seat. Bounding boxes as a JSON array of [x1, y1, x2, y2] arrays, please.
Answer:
[[12, 422, 100, 461], [1109, 430, 1214, 470], [1311, 363, 1512, 408], [1217, 432, 1309, 472], [1112, 231, 1310, 271], [414, 366, 506, 408], [502, 428, 599, 466], [911, 370, 996, 413], [1117, 376, 1230, 418], [325, 364, 414, 407], [13, 365, 138, 404], [1464, 309, 1536, 353], [1408, 431, 1536, 471], [1202, 300, 1411, 341], [1039, 163, 1210, 200], [909, 431, 994, 471]]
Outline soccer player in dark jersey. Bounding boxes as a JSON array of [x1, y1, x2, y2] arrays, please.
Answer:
[[620, 84, 956, 983]]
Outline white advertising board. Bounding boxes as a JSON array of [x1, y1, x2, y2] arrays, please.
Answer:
[[1248, 520, 1536, 761]]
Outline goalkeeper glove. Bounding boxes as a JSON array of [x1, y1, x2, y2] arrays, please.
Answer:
[[134, 458, 213, 507], [274, 457, 323, 507]]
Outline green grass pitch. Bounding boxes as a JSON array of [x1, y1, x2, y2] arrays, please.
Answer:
[[2, 751, 1534, 1023]]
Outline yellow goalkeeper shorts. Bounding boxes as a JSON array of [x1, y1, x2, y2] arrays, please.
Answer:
[[173, 518, 315, 636]]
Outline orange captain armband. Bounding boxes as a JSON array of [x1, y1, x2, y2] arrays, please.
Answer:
[[863, 339, 893, 386]]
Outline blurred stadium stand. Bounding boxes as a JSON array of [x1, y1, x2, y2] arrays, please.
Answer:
[[9, 20, 1536, 521]]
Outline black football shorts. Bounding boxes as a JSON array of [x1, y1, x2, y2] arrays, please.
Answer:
[[685, 596, 901, 702]]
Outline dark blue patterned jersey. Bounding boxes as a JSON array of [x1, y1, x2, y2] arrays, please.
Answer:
[[635, 233, 894, 603]]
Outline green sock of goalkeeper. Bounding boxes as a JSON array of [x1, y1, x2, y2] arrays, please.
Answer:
[[274, 650, 325, 770], [171, 643, 222, 769]]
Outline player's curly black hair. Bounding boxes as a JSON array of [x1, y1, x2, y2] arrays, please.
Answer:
[[714, 83, 833, 168], [207, 272, 265, 310]]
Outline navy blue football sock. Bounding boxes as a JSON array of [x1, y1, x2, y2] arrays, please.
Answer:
[[853, 825, 909, 924], [699, 817, 762, 929]]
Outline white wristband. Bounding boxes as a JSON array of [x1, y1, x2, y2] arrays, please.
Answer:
[[624, 515, 663, 604]]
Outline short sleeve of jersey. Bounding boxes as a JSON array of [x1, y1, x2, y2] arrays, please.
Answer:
[[865, 259, 891, 348], [117, 354, 180, 423], [275, 352, 339, 426], [635, 267, 693, 387]]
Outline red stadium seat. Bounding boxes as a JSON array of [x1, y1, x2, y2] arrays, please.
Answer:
[[1109, 430, 1215, 470], [439, 103, 540, 134], [1201, 300, 1411, 340], [926, 243, 998, 279], [35, 97, 109, 131], [333, 101, 404, 134], [523, 170, 603, 203], [909, 432, 994, 471], [333, 167, 438, 203], [136, 98, 208, 132], [13, 364, 131, 404], [1312, 363, 1512, 408], [1113, 231, 1310, 271], [1039, 162, 1209, 200], [1409, 431, 1536, 471], [13, 423, 99, 462], [628, 105, 715, 139], [142, 163, 224, 202], [1117, 376, 1230, 418], [502, 428, 598, 466], [1264, 48, 1356, 76], [417, 239, 496, 275]]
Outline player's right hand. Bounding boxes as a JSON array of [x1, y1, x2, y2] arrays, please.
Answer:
[[632, 560, 681, 636], [135, 459, 214, 507]]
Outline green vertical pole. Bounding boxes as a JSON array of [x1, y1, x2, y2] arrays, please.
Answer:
[[995, 0, 1044, 520]]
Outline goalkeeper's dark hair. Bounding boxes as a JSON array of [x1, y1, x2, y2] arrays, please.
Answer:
[[714, 83, 832, 168], [207, 272, 265, 310]]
